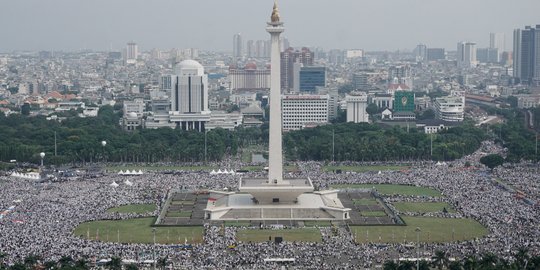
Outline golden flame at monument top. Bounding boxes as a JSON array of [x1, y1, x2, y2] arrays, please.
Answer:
[[271, 1, 280, 23]]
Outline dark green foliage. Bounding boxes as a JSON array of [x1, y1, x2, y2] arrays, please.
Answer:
[[480, 154, 504, 170], [283, 122, 486, 161]]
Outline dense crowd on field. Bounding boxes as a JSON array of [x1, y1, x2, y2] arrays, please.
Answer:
[[0, 141, 538, 268]]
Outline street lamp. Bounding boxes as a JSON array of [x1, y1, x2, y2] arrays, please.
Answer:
[[39, 152, 45, 167], [415, 227, 421, 270], [101, 141, 107, 163], [152, 228, 156, 270]]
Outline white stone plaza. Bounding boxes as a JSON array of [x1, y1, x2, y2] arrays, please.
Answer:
[[204, 2, 350, 222]]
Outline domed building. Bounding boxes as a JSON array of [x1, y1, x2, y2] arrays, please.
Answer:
[[229, 61, 270, 91]]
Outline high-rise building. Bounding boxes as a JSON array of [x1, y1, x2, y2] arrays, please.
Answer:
[[125, 42, 138, 64], [414, 44, 427, 61], [477, 48, 499, 63], [229, 63, 270, 90], [426, 48, 445, 61], [457, 42, 477, 68], [513, 25, 540, 85], [233, 33, 243, 60], [246, 40, 255, 58], [346, 93, 369, 123], [171, 60, 209, 114], [299, 66, 326, 92], [282, 94, 329, 131], [490, 33, 505, 53], [280, 47, 314, 90], [434, 96, 465, 122]]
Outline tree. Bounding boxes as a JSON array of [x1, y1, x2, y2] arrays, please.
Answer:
[[513, 247, 530, 270], [21, 103, 30, 116], [448, 261, 463, 270], [479, 154, 504, 171], [383, 260, 399, 270], [157, 257, 168, 270], [75, 258, 90, 270], [58, 255, 74, 269], [125, 264, 139, 270], [462, 255, 478, 270], [507, 96, 518, 108], [478, 253, 498, 269], [105, 257, 122, 270], [431, 250, 449, 270], [366, 103, 379, 123], [397, 260, 415, 270]]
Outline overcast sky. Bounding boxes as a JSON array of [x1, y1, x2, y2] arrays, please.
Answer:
[[1, 0, 539, 52]]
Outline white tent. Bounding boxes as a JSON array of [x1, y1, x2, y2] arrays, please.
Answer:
[[217, 169, 223, 174], [124, 180, 133, 186], [137, 170, 143, 175], [210, 170, 217, 175], [118, 170, 124, 175], [378, 171, 382, 174], [110, 181, 119, 187], [122, 259, 137, 264], [436, 161, 442, 166]]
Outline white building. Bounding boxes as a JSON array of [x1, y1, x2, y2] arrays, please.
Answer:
[[490, 33, 505, 54], [434, 96, 465, 122], [123, 99, 145, 117], [346, 93, 369, 123], [125, 42, 138, 64], [229, 63, 270, 90], [282, 94, 329, 131], [457, 42, 477, 68]]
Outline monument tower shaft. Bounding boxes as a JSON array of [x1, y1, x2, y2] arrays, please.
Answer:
[[267, 2, 284, 183]]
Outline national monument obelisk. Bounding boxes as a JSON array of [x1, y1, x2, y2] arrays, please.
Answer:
[[267, 2, 285, 183]]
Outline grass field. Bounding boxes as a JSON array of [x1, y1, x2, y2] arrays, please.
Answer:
[[393, 202, 456, 213], [73, 217, 204, 244], [333, 184, 441, 197], [237, 228, 322, 243], [106, 204, 156, 214], [323, 165, 409, 173], [240, 165, 299, 172], [351, 216, 488, 243], [361, 211, 388, 217], [106, 165, 215, 172], [224, 221, 252, 227], [353, 199, 379, 205]]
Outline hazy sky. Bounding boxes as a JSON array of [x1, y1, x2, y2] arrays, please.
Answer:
[[1, 0, 539, 52]]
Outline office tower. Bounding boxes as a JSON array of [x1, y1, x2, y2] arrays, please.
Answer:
[[477, 48, 499, 63], [280, 37, 290, 52], [299, 66, 326, 92], [490, 33, 505, 53], [229, 63, 270, 90], [457, 42, 477, 68], [246, 40, 255, 58], [125, 42, 138, 64], [414, 44, 427, 61], [426, 48, 445, 61], [171, 60, 208, 113], [346, 93, 369, 123], [280, 47, 314, 90], [255, 40, 266, 58], [282, 95, 329, 131], [513, 25, 540, 85], [233, 33, 243, 60]]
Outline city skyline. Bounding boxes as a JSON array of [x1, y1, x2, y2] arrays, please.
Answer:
[[1, 0, 539, 52]]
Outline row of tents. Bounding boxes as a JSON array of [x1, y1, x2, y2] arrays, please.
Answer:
[[117, 170, 144, 175], [110, 180, 133, 187], [209, 169, 236, 175], [10, 172, 41, 180]]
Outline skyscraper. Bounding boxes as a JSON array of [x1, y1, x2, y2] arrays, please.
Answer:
[[125, 42, 138, 64], [280, 47, 314, 90], [457, 42, 477, 68], [299, 66, 326, 92], [490, 33, 506, 53], [233, 33, 243, 60], [513, 25, 540, 85]]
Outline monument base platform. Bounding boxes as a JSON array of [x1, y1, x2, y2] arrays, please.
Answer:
[[204, 190, 351, 221]]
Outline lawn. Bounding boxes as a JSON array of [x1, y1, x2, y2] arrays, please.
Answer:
[[224, 221, 252, 227], [353, 199, 379, 205], [106, 204, 156, 214], [171, 200, 195, 205], [323, 165, 409, 173], [237, 228, 322, 243], [332, 184, 441, 197], [351, 216, 488, 243], [393, 202, 456, 213], [106, 165, 215, 172], [361, 211, 387, 217], [73, 217, 204, 244]]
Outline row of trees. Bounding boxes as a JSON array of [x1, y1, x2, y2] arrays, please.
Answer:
[[383, 249, 540, 270], [1, 104, 538, 165], [0, 253, 170, 270], [283, 122, 486, 161]]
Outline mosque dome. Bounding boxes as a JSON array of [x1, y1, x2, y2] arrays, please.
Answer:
[[245, 62, 257, 70], [175, 59, 204, 76]]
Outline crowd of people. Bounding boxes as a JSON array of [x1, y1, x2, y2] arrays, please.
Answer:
[[0, 141, 538, 268]]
